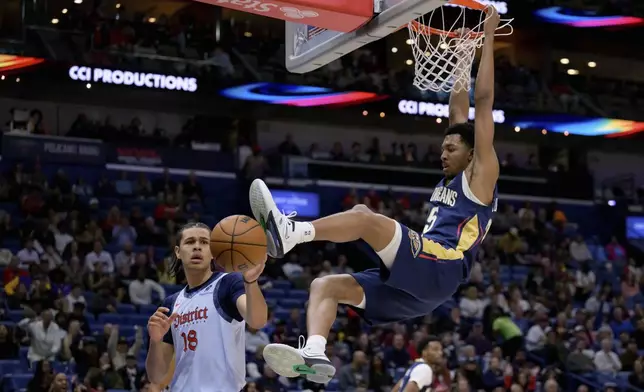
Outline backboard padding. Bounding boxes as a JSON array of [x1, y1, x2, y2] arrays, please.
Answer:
[[286, 0, 450, 73]]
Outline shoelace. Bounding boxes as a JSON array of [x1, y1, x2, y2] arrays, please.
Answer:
[[282, 211, 298, 236], [297, 335, 306, 350]]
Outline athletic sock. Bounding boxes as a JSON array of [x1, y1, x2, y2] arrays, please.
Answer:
[[294, 221, 316, 244], [304, 334, 327, 353]]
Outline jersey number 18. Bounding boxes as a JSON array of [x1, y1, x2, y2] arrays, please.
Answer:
[[180, 330, 198, 352]]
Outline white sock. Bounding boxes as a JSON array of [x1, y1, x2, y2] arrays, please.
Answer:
[[305, 334, 327, 352], [295, 222, 316, 244]]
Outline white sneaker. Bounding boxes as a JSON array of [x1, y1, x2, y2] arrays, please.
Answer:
[[249, 179, 299, 258], [262, 338, 336, 384]]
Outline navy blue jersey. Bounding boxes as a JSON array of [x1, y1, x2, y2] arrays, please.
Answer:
[[420, 172, 497, 275]]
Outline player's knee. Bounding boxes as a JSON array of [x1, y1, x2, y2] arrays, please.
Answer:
[[351, 204, 373, 214], [310, 275, 363, 305]]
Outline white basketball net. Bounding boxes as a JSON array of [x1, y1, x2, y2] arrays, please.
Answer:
[[407, 5, 513, 93]]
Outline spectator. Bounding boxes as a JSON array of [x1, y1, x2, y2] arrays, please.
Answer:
[[108, 325, 144, 370], [49, 373, 69, 392], [492, 313, 523, 360], [246, 326, 271, 354], [384, 334, 411, 369], [128, 268, 166, 306], [18, 310, 64, 363], [65, 284, 87, 311], [619, 339, 639, 372], [593, 338, 622, 373], [112, 217, 137, 247], [629, 359, 644, 389], [85, 241, 115, 273], [569, 235, 592, 263], [338, 350, 369, 390], [459, 286, 487, 319], [16, 238, 40, 269], [606, 236, 626, 261], [27, 360, 54, 392], [0, 324, 20, 359], [525, 313, 549, 353]]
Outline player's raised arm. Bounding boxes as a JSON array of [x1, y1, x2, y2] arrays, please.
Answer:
[[146, 306, 177, 384], [470, 6, 501, 203], [449, 29, 472, 126], [235, 260, 269, 329]]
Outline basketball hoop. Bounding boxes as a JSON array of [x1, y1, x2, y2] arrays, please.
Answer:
[[407, 0, 513, 93]]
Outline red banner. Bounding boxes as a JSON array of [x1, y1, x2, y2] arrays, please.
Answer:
[[196, 0, 373, 32]]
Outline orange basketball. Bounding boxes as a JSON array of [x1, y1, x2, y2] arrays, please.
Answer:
[[210, 215, 267, 273]]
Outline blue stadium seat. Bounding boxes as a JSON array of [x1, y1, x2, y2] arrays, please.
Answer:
[[271, 280, 292, 291], [10, 374, 32, 391], [263, 289, 286, 299], [98, 313, 127, 324], [279, 299, 306, 309], [326, 379, 340, 391], [162, 284, 184, 295], [7, 310, 24, 322], [273, 309, 290, 321], [0, 359, 22, 375], [128, 315, 148, 326], [287, 290, 308, 301], [139, 304, 158, 316], [116, 304, 136, 314], [117, 326, 137, 339]]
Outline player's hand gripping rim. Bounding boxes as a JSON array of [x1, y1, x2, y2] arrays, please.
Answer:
[[148, 307, 179, 343]]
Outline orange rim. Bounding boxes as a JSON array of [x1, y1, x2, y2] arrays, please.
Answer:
[[409, 0, 489, 38]]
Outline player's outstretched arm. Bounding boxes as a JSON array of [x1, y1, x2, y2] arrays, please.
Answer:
[[146, 307, 177, 384], [470, 6, 501, 204], [449, 29, 472, 126]]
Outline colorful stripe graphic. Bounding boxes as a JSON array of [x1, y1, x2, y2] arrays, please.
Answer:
[[0, 55, 45, 72], [534, 7, 644, 27], [220, 83, 386, 107], [513, 116, 644, 138]]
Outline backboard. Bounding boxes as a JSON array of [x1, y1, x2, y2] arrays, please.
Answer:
[[285, 0, 450, 73]]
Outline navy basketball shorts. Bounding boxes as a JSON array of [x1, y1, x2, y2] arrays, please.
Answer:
[[348, 222, 465, 325]]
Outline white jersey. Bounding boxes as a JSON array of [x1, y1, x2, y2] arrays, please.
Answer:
[[399, 359, 434, 392], [162, 271, 247, 392]]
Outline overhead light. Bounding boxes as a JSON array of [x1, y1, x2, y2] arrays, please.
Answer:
[[588, 61, 596, 68], [380, 112, 386, 118], [86, 83, 92, 89], [541, 129, 547, 135], [424, 52, 430, 57], [148, 17, 157, 23], [567, 69, 579, 75], [405, 59, 413, 65], [51, 18, 59, 24], [436, 118, 442, 124], [116, 3, 121, 8], [564, 131, 569, 136], [74, 0, 82, 3], [244, 31, 252, 37], [406, 39, 413, 45], [514, 126, 520, 132], [62, 8, 68, 14], [391, 47, 398, 53], [16, 78, 20, 83], [560, 58, 569, 64], [362, 110, 368, 116], [439, 43, 448, 50], [1, 75, 5, 80]]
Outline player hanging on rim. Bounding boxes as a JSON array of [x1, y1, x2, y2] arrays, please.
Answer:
[[145, 222, 268, 392], [249, 7, 501, 384], [392, 336, 443, 392]]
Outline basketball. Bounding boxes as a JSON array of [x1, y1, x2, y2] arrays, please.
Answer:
[[210, 215, 267, 272]]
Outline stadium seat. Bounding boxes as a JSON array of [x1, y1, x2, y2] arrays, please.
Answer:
[[263, 289, 287, 299], [139, 304, 158, 315], [128, 315, 149, 326], [116, 304, 136, 314], [270, 280, 292, 291], [0, 359, 22, 375], [98, 313, 127, 324], [279, 298, 306, 309], [9, 374, 32, 391], [287, 290, 309, 301]]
